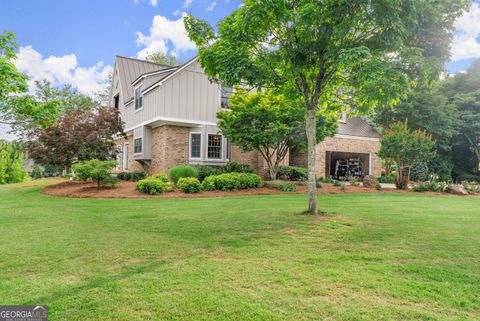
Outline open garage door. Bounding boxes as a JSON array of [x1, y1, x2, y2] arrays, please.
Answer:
[[326, 151, 370, 180]]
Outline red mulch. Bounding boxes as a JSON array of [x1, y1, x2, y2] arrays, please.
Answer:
[[41, 180, 473, 199]]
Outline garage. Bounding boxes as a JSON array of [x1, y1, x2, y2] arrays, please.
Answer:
[[325, 151, 371, 180]]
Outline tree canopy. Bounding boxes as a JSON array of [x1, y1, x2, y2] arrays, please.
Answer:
[[185, 0, 469, 213]]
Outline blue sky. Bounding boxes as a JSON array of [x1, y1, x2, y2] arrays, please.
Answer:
[[1, 0, 480, 139]]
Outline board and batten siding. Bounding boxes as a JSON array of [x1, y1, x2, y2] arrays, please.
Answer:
[[122, 61, 220, 131]]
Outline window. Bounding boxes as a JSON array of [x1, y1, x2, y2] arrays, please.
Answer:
[[190, 133, 201, 159], [114, 94, 119, 109], [134, 138, 142, 154], [134, 85, 143, 110], [207, 134, 222, 159], [220, 85, 233, 109]]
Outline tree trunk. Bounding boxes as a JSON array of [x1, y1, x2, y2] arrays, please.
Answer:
[[306, 107, 317, 214], [268, 166, 277, 180]]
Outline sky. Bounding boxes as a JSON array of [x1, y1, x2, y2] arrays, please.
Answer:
[[1, 0, 480, 140]]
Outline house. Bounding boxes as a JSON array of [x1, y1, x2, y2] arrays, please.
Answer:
[[110, 55, 381, 179]]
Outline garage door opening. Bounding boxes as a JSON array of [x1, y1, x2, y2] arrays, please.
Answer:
[[326, 151, 370, 180]]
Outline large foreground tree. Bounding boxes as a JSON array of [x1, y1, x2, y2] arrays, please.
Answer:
[[185, 0, 468, 213]]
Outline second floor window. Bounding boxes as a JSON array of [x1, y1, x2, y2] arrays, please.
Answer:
[[134, 85, 143, 110], [220, 85, 233, 109], [134, 138, 142, 154]]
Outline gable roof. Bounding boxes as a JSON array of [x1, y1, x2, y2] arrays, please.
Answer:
[[115, 55, 173, 102], [338, 117, 381, 138]]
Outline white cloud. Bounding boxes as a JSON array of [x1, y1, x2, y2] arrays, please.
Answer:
[[135, 14, 196, 59], [183, 0, 193, 8], [133, 0, 158, 7], [206, 1, 216, 12], [14, 46, 113, 96], [452, 2, 480, 61]]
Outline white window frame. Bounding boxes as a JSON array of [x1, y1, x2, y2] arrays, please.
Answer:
[[134, 137, 143, 155], [219, 84, 234, 110], [206, 133, 223, 161], [134, 84, 143, 112], [189, 132, 202, 160]]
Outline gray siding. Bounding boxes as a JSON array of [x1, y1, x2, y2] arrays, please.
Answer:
[[122, 60, 220, 131]]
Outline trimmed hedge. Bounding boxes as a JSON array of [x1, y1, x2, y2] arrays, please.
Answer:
[[177, 177, 202, 193], [193, 165, 224, 182], [136, 178, 174, 195], [224, 161, 254, 173], [277, 166, 308, 181], [201, 173, 262, 191], [169, 165, 198, 184]]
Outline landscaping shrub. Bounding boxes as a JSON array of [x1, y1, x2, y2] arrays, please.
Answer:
[[177, 177, 202, 193], [193, 165, 224, 182], [151, 173, 170, 183], [395, 177, 408, 190], [136, 178, 173, 195], [276, 165, 308, 181], [277, 182, 296, 192], [169, 165, 198, 184], [72, 159, 117, 189], [378, 174, 395, 184], [350, 177, 360, 186], [413, 181, 447, 193], [117, 172, 132, 181], [224, 161, 254, 173], [131, 171, 147, 182], [316, 179, 323, 188], [317, 177, 335, 183], [31, 164, 42, 180], [375, 183, 383, 190], [201, 173, 262, 191], [458, 174, 480, 183], [363, 175, 378, 188], [462, 181, 480, 193], [333, 180, 341, 187]]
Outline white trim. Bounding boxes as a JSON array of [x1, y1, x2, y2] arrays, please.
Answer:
[[335, 134, 381, 142], [189, 132, 202, 160], [142, 57, 198, 95], [123, 143, 129, 170], [131, 68, 176, 86], [124, 116, 216, 133], [206, 133, 223, 161]]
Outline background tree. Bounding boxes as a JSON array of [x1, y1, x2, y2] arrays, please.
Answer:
[[0, 32, 60, 129], [379, 121, 436, 183], [185, 0, 468, 213], [218, 88, 337, 179], [145, 52, 183, 66], [0, 140, 28, 184], [27, 108, 124, 171]]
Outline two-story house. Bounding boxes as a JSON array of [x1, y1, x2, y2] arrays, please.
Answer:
[[110, 55, 381, 179]]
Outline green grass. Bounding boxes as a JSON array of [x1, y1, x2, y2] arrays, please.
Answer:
[[0, 180, 479, 320]]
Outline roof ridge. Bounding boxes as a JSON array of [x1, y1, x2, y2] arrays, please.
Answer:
[[115, 55, 173, 68]]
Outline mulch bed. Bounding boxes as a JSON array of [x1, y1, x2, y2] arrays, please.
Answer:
[[41, 180, 472, 199]]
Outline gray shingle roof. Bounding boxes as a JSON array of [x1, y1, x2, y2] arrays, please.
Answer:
[[338, 117, 381, 138]]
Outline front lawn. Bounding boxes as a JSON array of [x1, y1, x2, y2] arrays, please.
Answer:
[[0, 181, 479, 320]]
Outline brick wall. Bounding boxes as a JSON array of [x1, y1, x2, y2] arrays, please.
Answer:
[[289, 136, 381, 177], [150, 125, 189, 174]]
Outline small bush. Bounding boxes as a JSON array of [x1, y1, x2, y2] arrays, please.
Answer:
[[277, 182, 297, 192], [375, 183, 383, 190], [413, 181, 448, 193], [317, 177, 335, 184], [462, 181, 480, 193], [131, 171, 147, 182], [458, 174, 480, 183], [201, 173, 262, 191], [177, 177, 202, 193], [316, 179, 323, 188], [72, 159, 117, 189], [277, 166, 308, 181], [224, 161, 254, 174], [350, 177, 360, 186], [193, 165, 224, 182], [151, 173, 170, 183], [117, 172, 132, 181], [363, 175, 377, 188], [136, 178, 173, 195], [378, 174, 395, 184], [333, 180, 341, 187], [395, 177, 408, 190], [31, 164, 42, 180], [169, 165, 198, 184]]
